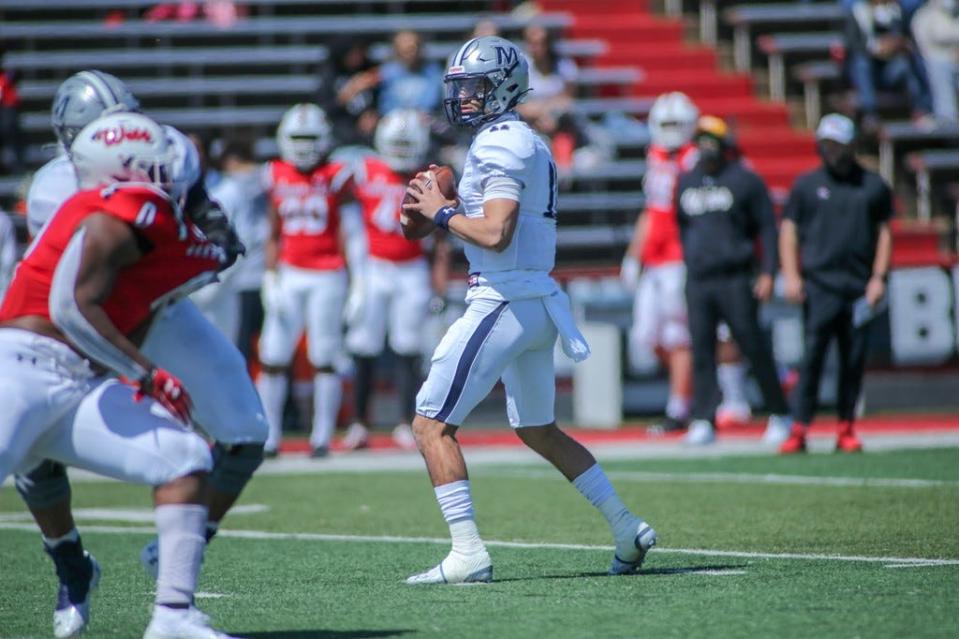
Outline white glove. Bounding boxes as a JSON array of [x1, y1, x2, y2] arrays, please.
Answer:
[[261, 270, 284, 314], [343, 277, 366, 326], [620, 255, 641, 291]]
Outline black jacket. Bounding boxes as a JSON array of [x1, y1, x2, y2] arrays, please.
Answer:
[[676, 160, 779, 280]]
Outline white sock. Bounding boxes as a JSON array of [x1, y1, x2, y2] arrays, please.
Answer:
[[665, 394, 690, 421], [42, 527, 80, 549], [572, 464, 632, 531], [435, 480, 485, 555], [718, 362, 748, 406], [155, 504, 207, 607], [256, 372, 288, 451], [310, 372, 341, 449]]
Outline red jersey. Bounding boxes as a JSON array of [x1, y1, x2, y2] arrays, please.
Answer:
[[266, 159, 349, 271], [353, 157, 423, 263], [638, 143, 698, 267], [0, 185, 222, 336]]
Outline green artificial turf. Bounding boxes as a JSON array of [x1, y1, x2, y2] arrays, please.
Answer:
[[1, 447, 957, 638]]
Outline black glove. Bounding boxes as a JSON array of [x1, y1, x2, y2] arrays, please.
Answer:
[[184, 182, 246, 270]]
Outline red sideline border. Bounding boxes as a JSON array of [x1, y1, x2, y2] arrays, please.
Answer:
[[278, 414, 959, 454]]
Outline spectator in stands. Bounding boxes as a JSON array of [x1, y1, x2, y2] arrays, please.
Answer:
[[779, 114, 892, 454], [517, 23, 583, 168], [911, 0, 959, 123], [0, 56, 24, 174], [193, 138, 268, 358], [321, 36, 380, 147], [845, 0, 934, 132], [472, 17, 501, 38], [376, 30, 443, 116]]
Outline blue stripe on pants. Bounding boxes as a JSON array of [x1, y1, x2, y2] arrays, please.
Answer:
[[434, 301, 508, 423]]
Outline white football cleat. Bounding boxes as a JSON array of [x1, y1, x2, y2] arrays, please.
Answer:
[[143, 606, 236, 639], [405, 550, 492, 585], [684, 419, 716, 446], [53, 552, 101, 638], [609, 518, 657, 575], [341, 422, 370, 451], [762, 414, 793, 445], [140, 538, 160, 582]]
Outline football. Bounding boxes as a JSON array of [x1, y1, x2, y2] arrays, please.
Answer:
[[401, 165, 457, 238]]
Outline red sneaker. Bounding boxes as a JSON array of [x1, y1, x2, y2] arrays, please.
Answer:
[[778, 424, 807, 455], [836, 422, 863, 453]]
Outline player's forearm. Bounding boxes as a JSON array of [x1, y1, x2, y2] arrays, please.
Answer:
[[49, 229, 153, 380], [626, 212, 648, 260], [447, 214, 511, 252], [872, 223, 892, 279], [779, 220, 801, 280]]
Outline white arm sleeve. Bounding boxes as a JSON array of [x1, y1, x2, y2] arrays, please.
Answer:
[[482, 175, 523, 202], [339, 201, 368, 276], [49, 228, 149, 381]]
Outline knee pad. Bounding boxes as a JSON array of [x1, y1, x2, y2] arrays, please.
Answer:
[[15, 461, 71, 510], [208, 442, 265, 495]]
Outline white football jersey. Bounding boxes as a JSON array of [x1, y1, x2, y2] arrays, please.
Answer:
[[27, 154, 79, 236], [459, 113, 558, 297]]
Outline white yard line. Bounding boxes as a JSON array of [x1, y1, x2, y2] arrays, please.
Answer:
[[0, 522, 956, 567], [493, 468, 959, 489]]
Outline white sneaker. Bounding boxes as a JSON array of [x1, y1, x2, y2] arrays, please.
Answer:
[[391, 423, 417, 450], [52, 552, 101, 639], [762, 414, 793, 445], [609, 518, 657, 575], [143, 606, 236, 639], [716, 401, 752, 429], [684, 419, 716, 445], [405, 549, 492, 585], [341, 422, 369, 450], [139, 539, 159, 582]]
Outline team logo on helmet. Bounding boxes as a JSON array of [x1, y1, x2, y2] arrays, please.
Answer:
[[92, 126, 154, 146]]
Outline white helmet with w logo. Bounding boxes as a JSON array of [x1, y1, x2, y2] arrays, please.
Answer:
[[70, 112, 174, 193], [444, 36, 530, 127]]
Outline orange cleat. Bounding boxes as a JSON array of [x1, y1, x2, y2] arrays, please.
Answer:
[[779, 423, 807, 455], [835, 421, 863, 453]]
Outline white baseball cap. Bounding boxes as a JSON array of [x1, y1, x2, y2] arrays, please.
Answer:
[[816, 113, 855, 145]]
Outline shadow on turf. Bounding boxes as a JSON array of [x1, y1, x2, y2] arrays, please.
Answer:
[[240, 631, 413, 638], [493, 564, 748, 582]]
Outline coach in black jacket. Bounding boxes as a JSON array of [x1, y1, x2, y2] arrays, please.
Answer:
[[676, 116, 792, 446], [778, 114, 892, 455]]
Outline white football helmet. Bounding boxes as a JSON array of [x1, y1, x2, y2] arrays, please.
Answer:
[[51, 70, 141, 150], [70, 112, 174, 193], [163, 125, 201, 207], [374, 109, 431, 173], [277, 103, 332, 171], [648, 92, 699, 151], [444, 36, 530, 127]]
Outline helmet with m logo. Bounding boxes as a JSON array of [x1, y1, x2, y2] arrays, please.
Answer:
[[443, 36, 530, 127]]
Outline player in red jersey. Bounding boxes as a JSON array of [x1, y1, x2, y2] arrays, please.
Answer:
[[341, 109, 450, 450], [0, 112, 235, 638], [256, 103, 353, 457], [621, 92, 700, 433]]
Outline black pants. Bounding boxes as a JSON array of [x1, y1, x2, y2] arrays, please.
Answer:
[[686, 272, 789, 422], [794, 280, 872, 425]]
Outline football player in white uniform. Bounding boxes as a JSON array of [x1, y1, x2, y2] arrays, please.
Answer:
[[401, 36, 657, 584], [18, 71, 269, 617]]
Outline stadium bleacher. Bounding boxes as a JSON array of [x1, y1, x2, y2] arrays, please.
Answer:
[[1, 0, 954, 262]]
